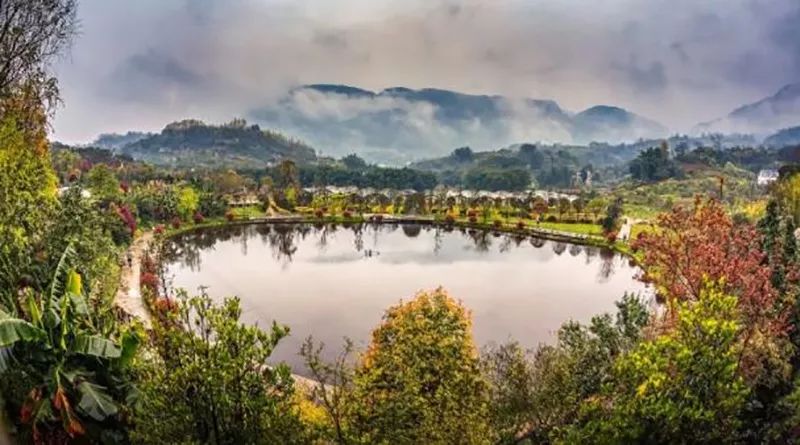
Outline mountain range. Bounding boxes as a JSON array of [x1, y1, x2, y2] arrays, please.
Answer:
[[85, 83, 800, 167], [696, 83, 800, 135], [249, 84, 667, 163]]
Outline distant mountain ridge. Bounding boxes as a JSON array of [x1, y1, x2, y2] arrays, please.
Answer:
[[696, 82, 800, 135], [249, 84, 667, 164], [117, 118, 316, 168], [765, 126, 800, 147]]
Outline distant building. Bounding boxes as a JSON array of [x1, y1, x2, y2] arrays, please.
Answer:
[[757, 169, 779, 186]]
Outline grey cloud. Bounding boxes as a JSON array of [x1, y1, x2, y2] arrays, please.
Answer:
[[51, 0, 800, 145], [613, 57, 668, 94]]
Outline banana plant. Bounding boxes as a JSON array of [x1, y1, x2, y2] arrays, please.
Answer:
[[0, 245, 139, 442]]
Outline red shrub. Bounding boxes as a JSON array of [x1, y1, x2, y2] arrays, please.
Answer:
[[154, 297, 179, 314], [605, 231, 617, 243], [516, 220, 526, 230], [225, 211, 235, 222], [343, 210, 352, 218], [140, 272, 159, 293], [115, 205, 137, 236], [467, 209, 477, 218], [193, 211, 205, 224], [171, 217, 182, 229], [315, 209, 324, 218], [468, 215, 478, 224], [154, 224, 165, 235]]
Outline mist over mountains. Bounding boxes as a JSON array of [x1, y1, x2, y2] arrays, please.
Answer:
[[697, 83, 800, 136], [249, 85, 668, 163]]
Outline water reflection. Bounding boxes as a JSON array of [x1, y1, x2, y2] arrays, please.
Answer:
[[163, 223, 647, 373]]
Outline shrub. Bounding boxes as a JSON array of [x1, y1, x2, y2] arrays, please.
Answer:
[[351, 289, 491, 443], [469, 215, 478, 224], [445, 214, 456, 225], [171, 217, 181, 229], [133, 293, 306, 443], [606, 231, 618, 243], [517, 220, 526, 230], [225, 210, 235, 222], [467, 209, 478, 218], [343, 210, 352, 219], [192, 211, 204, 224], [140, 272, 159, 297], [494, 219, 503, 228], [153, 224, 165, 235], [315, 209, 324, 219], [546, 215, 558, 222]]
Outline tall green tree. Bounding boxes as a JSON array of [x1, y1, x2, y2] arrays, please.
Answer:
[[566, 282, 748, 444], [350, 288, 492, 444]]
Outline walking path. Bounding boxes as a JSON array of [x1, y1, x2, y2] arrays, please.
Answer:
[[115, 231, 154, 328]]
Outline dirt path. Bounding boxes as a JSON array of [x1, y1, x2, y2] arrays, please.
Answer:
[[115, 231, 154, 328]]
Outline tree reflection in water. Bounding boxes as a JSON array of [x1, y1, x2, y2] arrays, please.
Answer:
[[162, 223, 621, 279]]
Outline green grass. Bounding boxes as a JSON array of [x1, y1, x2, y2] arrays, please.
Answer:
[[535, 221, 604, 236], [229, 205, 264, 219]]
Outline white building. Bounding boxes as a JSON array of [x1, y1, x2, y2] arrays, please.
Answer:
[[757, 169, 779, 186]]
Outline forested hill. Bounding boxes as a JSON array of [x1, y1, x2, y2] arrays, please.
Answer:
[[118, 119, 317, 168]]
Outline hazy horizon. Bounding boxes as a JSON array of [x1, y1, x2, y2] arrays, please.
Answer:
[[52, 0, 800, 148]]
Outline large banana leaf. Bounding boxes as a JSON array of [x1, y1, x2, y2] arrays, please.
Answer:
[[0, 309, 45, 348], [76, 381, 118, 421], [72, 335, 121, 359]]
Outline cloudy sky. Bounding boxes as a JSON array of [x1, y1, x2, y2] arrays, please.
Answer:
[[52, 0, 800, 144]]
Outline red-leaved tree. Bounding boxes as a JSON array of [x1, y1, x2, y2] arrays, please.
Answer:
[[632, 198, 788, 375]]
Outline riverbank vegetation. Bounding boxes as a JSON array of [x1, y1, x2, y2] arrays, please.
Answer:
[[4, 1, 800, 443]]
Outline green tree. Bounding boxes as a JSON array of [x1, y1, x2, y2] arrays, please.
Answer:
[[0, 112, 57, 272], [567, 282, 748, 444], [133, 292, 306, 444], [586, 197, 607, 221], [628, 144, 683, 183], [601, 197, 623, 234], [176, 185, 200, 220], [482, 294, 648, 443], [351, 288, 492, 444], [84, 164, 121, 206]]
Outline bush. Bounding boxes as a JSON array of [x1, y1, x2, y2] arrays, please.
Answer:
[[494, 219, 503, 228], [606, 231, 618, 243], [445, 214, 456, 225], [171, 217, 181, 229], [193, 211, 204, 224], [343, 210, 352, 219], [153, 224, 165, 235], [350, 289, 492, 444], [225, 210, 235, 221], [469, 215, 478, 224], [315, 209, 324, 219], [133, 293, 307, 444], [546, 215, 558, 222], [517, 220, 526, 230]]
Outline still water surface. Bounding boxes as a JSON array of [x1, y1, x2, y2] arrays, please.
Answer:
[[163, 223, 649, 371]]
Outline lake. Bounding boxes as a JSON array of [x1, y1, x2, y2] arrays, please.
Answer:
[[163, 223, 649, 372]]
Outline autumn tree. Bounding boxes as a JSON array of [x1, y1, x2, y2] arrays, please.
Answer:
[[350, 288, 492, 444], [633, 198, 795, 437], [633, 198, 781, 335]]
